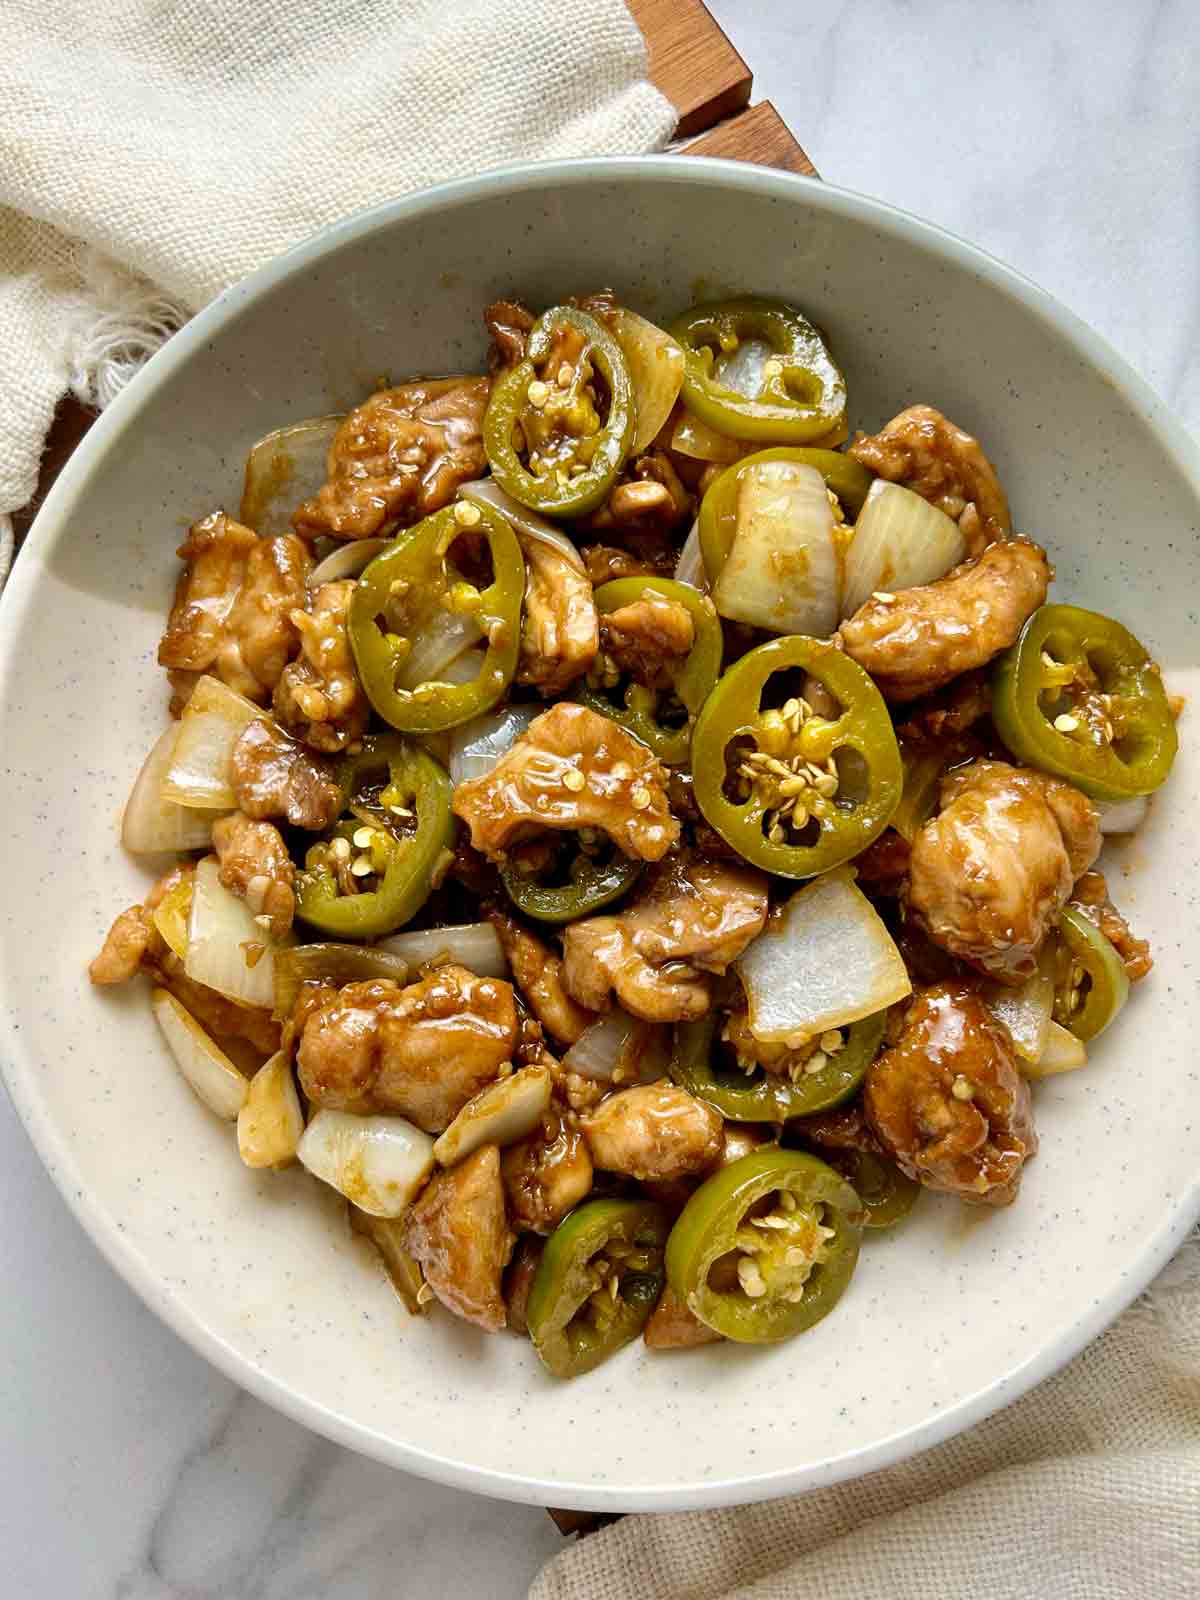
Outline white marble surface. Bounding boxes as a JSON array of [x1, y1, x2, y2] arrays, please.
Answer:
[[3, 3, 1198, 1596]]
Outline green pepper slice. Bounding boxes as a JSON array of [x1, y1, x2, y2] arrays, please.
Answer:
[[669, 297, 846, 444], [671, 1010, 886, 1123], [665, 1149, 861, 1343], [821, 1150, 919, 1230], [577, 577, 724, 765], [992, 604, 1177, 802], [500, 840, 643, 925], [348, 503, 524, 734], [295, 736, 453, 939], [527, 1198, 669, 1378], [699, 446, 874, 583], [692, 635, 902, 877], [482, 306, 635, 518], [1053, 906, 1130, 1041]]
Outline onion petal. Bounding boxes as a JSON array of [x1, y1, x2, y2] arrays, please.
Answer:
[[673, 518, 707, 592], [562, 1010, 671, 1084], [162, 676, 264, 810], [186, 856, 289, 1010], [393, 607, 483, 692], [239, 414, 343, 536], [1023, 1019, 1089, 1079], [432, 1065, 552, 1167], [150, 987, 250, 1119], [712, 460, 840, 636], [735, 866, 911, 1043], [1097, 795, 1149, 835], [123, 724, 221, 853], [298, 1109, 434, 1217], [612, 308, 685, 455], [982, 965, 1054, 1062], [237, 1050, 305, 1168], [310, 538, 389, 585], [376, 922, 507, 979], [841, 480, 966, 618], [447, 704, 539, 788], [349, 1208, 429, 1314], [670, 410, 748, 464]]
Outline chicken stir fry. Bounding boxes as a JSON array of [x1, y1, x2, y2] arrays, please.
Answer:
[[93, 285, 1177, 1377]]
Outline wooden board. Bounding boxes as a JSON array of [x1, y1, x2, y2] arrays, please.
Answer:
[[686, 99, 818, 177], [626, 0, 750, 136]]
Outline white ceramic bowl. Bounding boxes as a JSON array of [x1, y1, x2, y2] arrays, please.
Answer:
[[2, 158, 1198, 1512]]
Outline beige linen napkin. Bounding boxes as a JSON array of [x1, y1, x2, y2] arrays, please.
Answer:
[[0, 0, 674, 587], [532, 1239, 1200, 1599]]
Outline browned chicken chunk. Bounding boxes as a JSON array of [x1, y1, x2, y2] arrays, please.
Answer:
[[840, 539, 1050, 703], [401, 1144, 514, 1332], [643, 1284, 722, 1350], [211, 812, 296, 939], [849, 404, 1012, 554], [864, 981, 1037, 1206], [581, 1082, 723, 1181], [229, 717, 343, 830], [273, 579, 370, 752], [585, 449, 693, 538], [561, 855, 769, 1022], [158, 513, 310, 710], [598, 591, 696, 692], [89, 903, 156, 985], [486, 909, 598, 1045], [293, 377, 489, 541], [582, 544, 674, 586], [909, 760, 1101, 982], [501, 1108, 594, 1233], [452, 702, 679, 863], [296, 967, 517, 1131], [503, 1235, 544, 1335], [515, 534, 599, 695], [484, 299, 535, 375], [1067, 869, 1153, 981]]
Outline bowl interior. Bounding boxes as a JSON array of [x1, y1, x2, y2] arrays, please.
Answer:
[[2, 160, 1198, 1510]]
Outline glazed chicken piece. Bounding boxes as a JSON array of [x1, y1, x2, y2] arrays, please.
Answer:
[[296, 967, 517, 1131], [401, 1145, 515, 1332], [89, 903, 157, 986], [561, 854, 769, 1023], [581, 1082, 724, 1181], [864, 981, 1037, 1206], [840, 538, 1050, 703], [158, 513, 310, 710], [229, 717, 342, 831], [514, 534, 599, 695], [853, 829, 911, 897], [582, 544, 675, 586], [484, 298, 535, 375], [790, 1102, 883, 1155], [897, 669, 993, 743], [211, 813, 296, 939], [643, 1284, 722, 1350], [272, 579, 370, 752], [452, 702, 679, 863], [585, 449, 693, 538], [1067, 869, 1153, 981], [849, 404, 1012, 555], [598, 591, 696, 692], [293, 377, 490, 541], [501, 1107, 594, 1233], [909, 759, 1101, 982], [486, 908, 598, 1045]]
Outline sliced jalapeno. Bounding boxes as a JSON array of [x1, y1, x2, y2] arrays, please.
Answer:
[[665, 1149, 862, 1344], [527, 1198, 669, 1378], [801, 1147, 920, 1230], [577, 577, 724, 765], [699, 446, 874, 583], [1053, 907, 1130, 1041], [295, 736, 453, 939], [671, 1011, 886, 1123], [483, 306, 635, 518], [692, 635, 902, 877], [500, 839, 643, 925], [349, 503, 524, 734], [669, 297, 846, 444], [992, 604, 1177, 802]]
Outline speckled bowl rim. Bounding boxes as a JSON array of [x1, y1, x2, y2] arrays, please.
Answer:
[[3, 156, 1199, 1513]]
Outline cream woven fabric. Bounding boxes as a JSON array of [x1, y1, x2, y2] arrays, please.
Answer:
[[532, 1240, 1200, 1599], [0, 0, 675, 584]]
